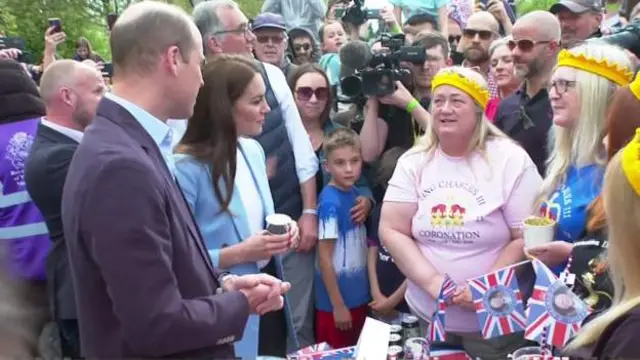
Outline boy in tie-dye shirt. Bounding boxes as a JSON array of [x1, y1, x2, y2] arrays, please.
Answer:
[[315, 128, 369, 349]]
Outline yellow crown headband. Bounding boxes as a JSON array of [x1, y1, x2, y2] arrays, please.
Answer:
[[622, 128, 640, 196], [629, 73, 640, 100], [557, 49, 634, 86], [431, 70, 490, 109]]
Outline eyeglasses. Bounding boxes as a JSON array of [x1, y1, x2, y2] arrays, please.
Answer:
[[462, 29, 494, 40], [296, 86, 329, 101], [256, 35, 285, 44], [507, 39, 552, 52], [548, 79, 577, 95], [294, 43, 311, 52], [213, 24, 254, 40], [448, 35, 461, 44]]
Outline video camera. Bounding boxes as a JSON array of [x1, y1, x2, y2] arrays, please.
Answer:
[[339, 33, 426, 98], [335, 0, 383, 27], [592, 19, 640, 59]]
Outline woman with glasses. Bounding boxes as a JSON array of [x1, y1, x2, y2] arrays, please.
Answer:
[[173, 55, 299, 359], [289, 64, 373, 211], [528, 43, 633, 276]]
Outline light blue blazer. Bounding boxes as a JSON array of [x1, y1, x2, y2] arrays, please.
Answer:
[[173, 138, 297, 359]]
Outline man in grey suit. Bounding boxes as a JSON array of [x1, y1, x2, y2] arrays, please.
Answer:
[[61, 1, 290, 358]]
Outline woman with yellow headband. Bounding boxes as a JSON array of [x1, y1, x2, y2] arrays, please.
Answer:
[[565, 129, 640, 358], [528, 43, 633, 277], [379, 66, 542, 358]]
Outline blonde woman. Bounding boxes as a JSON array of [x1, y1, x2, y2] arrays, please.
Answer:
[[379, 66, 542, 359], [528, 43, 633, 275], [565, 130, 640, 358]]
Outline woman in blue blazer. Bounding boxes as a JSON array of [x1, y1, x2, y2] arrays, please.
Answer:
[[173, 55, 298, 359]]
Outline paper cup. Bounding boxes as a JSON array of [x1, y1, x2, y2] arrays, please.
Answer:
[[523, 217, 556, 250], [511, 347, 544, 360], [266, 214, 292, 235]]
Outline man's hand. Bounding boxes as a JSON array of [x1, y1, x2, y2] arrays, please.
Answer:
[[380, 4, 398, 27], [224, 274, 292, 315], [44, 26, 66, 53], [0, 48, 21, 60], [350, 196, 372, 224], [297, 213, 318, 252], [378, 81, 414, 110], [486, 0, 508, 23]]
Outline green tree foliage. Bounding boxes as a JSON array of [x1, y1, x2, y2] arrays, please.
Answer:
[[0, 0, 263, 64], [516, 0, 559, 16]]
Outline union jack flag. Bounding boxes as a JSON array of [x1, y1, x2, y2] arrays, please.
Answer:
[[468, 267, 528, 339], [287, 346, 355, 360], [525, 260, 591, 348], [429, 274, 457, 342]]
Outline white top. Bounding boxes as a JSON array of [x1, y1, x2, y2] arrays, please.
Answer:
[[236, 138, 269, 269], [262, 62, 319, 184], [40, 118, 84, 143]]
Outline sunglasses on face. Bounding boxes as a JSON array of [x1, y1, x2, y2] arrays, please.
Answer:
[[448, 35, 461, 44], [256, 35, 285, 44], [507, 39, 552, 52], [294, 43, 311, 51], [462, 29, 494, 40], [296, 86, 329, 101]]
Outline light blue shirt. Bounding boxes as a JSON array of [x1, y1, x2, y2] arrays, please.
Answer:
[[105, 92, 175, 173]]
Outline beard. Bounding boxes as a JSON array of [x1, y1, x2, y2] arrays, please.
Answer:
[[463, 45, 490, 64], [515, 56, 546, 79], [72, 103, 93, 130]]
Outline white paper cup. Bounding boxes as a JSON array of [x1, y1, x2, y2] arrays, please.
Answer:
[[266, 214, 292, 235], [523, 217, 556, 250]]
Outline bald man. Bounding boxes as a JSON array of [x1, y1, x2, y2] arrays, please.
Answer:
[[59, 1, 289, 357], [459, 11, 501, 98], [24, 59, 105, 357], [494, 10, 561, 175]]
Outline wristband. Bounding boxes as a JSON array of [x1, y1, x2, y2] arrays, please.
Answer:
[[390, 23, 402, 34], [406, 98, 420, 114], [216, 272, 236, 294], [302, 208, 317, 216]]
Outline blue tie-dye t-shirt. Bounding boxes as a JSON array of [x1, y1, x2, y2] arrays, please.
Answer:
[[540, 164, 604, 274], [315, 184, 370, 312]]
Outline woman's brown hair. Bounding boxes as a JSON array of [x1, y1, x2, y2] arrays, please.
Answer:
[[176, 54, 260, 214], [288, 63, 333, 125], [587, 87, 640, 232]]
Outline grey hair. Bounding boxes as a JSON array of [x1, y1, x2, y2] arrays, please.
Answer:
[[488, 36, 511, 58], [193, 0, 238, 53]]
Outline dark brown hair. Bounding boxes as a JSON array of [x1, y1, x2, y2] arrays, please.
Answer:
[[412, 31, 450, 60], [176, 54, 260, 214], [288, 63, 333, 125], [587, 87, 640, 232]]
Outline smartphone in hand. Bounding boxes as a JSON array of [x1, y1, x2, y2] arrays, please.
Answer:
[[48, 18, 62, 33], [102, 62, 114, 77]]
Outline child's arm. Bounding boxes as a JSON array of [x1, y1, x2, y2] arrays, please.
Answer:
[[386, 279, 408, 308], [367, 246, 383, 299], [318, 240, 352, 329]]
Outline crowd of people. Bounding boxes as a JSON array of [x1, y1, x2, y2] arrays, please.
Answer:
[[2, 0, 640, 358]]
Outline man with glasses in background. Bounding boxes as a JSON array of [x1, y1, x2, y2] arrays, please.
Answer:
[[458, 11, 501, 98], [494, 11, 561, 176], [252, 13, 298, 81]]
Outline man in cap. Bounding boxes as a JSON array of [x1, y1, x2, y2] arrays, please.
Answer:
[[252, 12, 298, 81], [550, 0, 603, 49]]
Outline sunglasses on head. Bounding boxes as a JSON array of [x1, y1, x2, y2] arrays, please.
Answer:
[[296, 86, 329, 101], [462, 29, 494, 40], [256, 35, 285, 44], [294, 43, 311, 51], [507, 39, 552, 52]]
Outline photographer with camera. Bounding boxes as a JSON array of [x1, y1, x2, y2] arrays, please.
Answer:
[[339, 36, 430, 177]]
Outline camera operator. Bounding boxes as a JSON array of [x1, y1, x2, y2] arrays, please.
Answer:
[[550, 0, 603, 49], [407, 31, 451, 110]]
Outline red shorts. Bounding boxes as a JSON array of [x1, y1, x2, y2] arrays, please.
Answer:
[[315, 304, 368, 349]]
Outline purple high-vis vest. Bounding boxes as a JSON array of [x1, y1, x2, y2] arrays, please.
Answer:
[[0, 118, 49, 281]]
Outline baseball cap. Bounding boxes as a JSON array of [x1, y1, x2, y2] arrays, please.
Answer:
[[251, 13, 287, 32], [550, 0, 602, 14]]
